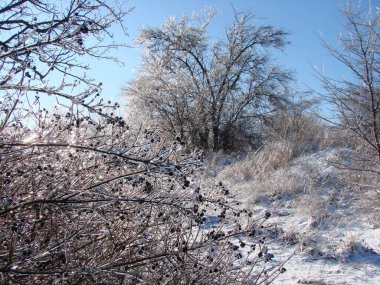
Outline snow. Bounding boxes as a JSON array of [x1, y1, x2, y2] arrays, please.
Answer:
[[203, 147, 380, 284]]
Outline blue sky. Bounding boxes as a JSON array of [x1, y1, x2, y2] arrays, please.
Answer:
[[88, 0, 368, 106]]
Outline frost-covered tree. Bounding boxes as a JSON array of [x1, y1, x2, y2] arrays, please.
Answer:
[[0, 2, 285, 284], [0, 0, 131, 126], [124, 10, 293, 151], [320, 3, 380, 171]]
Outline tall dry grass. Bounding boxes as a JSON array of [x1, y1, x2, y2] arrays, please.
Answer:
[[214, 141, 308, 202], [260, 112, 325, 157]]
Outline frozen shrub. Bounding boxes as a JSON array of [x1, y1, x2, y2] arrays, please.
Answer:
[[0, 110, 286, 284], [0, 1, 286, 283]]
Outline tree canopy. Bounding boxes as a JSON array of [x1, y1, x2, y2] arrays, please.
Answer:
[[124, 10, 293, 151]]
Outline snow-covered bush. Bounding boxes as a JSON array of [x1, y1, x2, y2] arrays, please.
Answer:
[[0, 110, 286, 284]]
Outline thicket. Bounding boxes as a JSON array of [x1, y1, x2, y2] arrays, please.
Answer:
[[0, 1, 285, 284]]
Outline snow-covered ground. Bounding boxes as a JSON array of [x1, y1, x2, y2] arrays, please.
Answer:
[[264, 202, 380, 285], [204, 148, 380, 284]]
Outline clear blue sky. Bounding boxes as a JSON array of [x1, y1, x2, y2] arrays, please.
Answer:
[[87, 0, 369, 106]]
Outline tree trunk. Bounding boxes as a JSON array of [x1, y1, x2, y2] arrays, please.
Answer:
[[212, 125, 220, 151]]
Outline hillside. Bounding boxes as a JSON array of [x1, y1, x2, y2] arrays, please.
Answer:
[[202, 146, 380, 284]]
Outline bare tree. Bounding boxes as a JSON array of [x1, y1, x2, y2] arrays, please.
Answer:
[[124, 10, 293, 151], [0, 2, 286, 284], [320, 2, 380, 172], [0, 0, 131, 129]]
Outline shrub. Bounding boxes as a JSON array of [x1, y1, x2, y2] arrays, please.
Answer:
[[0, 112, 284, 284]]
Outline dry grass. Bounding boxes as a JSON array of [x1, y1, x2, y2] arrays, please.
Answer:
[[340, 168, 380, 226], [214, 141, 309, 202], [209, 113, 332, 204], [216, 141, 293, 181], [319, 127, 359, 149], [204, 111, 380, 232], [261, 112, 326, 157]]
